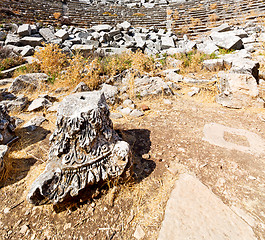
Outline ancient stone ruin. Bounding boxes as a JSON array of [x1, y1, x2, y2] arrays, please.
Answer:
[[27, 91, 132, 205], [0, 105, 16, 176]]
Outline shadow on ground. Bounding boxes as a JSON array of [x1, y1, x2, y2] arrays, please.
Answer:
[[0, 126, 50, 188]]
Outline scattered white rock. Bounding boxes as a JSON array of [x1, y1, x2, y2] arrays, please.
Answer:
[[130, 109, 144, 117], [133, 225, 145, 240]]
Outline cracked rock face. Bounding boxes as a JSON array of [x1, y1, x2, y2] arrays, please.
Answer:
[[27, 91, 132, 205], [0, 105, 16, 175]]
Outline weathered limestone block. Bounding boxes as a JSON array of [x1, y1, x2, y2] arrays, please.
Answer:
[[27, 91, 132, 205], [216, 72, 261, 108]]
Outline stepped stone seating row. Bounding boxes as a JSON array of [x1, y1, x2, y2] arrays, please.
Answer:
[[1, 0, 265, 37]]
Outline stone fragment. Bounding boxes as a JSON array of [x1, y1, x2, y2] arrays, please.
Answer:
[[216, 72, 259, 108], [0, 105, 16, 145], [234, 29, 248, 38], [47, 102, 59, 112], [101, 84, 118, 105], [218, 72, 259, 97], [165, 72, 183, 83], [109, 29, 121, 38], [119, 107, 132, 115], [210, 32, 243, 50], [130, 109, 144, 117], [17, 24, 31, 37], [27, 91, 132, 205], [20, 37, 43, 47], [0, 31, 7, 41], [28, 98, 52, 112], [1, 95, 28, 112], [92, 24, 112, 32], [133, 225, 145, 240], [134, 77, 173, 97], [39, 28, 56, 42], [117, 21, 131, 31], [71, 44, 94, 57], [158, 174, 257, 240], [161, 36, 175, 49], [188, 87, 200, 97], [5, 34, 20, 46], [197, 39, 219, 54], [230, 58, 259, 80], [55, 29, 69, 41], [135, 36, 146, 49], [203, 59, 224, 71], [30, 24, 38, 34], [212, 23, 231, 33], [23, 116, 46, 131], [110, 112, 123, 119], [3, 207, 10, 214], [163, 99, 172, 105], [141, 104, 150, 111], [20, 45, 35, 57], [8, 73, 48, 94], [20, 224, 29, 234], [73, 82, 90, 93], [123, 99, 133, 106], [0, 145, 8, 176]]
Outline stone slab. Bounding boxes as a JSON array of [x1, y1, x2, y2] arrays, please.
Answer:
[[203, 123, 265, 156], [158, 174, 257, 240]]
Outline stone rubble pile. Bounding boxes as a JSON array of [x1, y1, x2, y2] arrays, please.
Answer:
[[0, 20, 263, 58], [0, 21, 264, 119]]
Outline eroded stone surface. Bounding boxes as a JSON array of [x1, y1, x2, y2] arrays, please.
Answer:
[[203, 123, 265, 156], [158, 174, 257, 240], [27, 91, 132, 205]]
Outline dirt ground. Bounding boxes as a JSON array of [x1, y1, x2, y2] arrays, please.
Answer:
[[0, 90, 265, 240]]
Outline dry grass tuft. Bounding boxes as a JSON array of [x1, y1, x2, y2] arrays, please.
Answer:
[[210, 3, 218, 10], [175, 50, 218, 74], [190, 17, 202, 27], [53, 12, 61, 20], [34, 43, 68, 81], [132, 13, 146, 17], [208, 13, 219, 22]]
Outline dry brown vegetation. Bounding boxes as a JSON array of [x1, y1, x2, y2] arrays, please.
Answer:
[[208, 13, 219, 22]]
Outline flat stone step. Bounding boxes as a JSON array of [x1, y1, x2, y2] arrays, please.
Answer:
[[158, 174, 257, 240]]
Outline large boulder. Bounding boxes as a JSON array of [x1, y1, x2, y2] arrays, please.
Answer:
[[216, 72, 261, 108], [8, 73, 49, 94], [134, 76, 174, 97], [17, 24, 31, 37], [27, 91, 132, 205], [55, 29, 69, 41], [210, 32, 243, 50], [20, 37, 43, 47], [39, 28, 56, 42], [5, 34, 20, 46]]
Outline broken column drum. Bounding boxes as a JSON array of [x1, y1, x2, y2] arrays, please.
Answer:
[[27, 91, 132, 205]]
